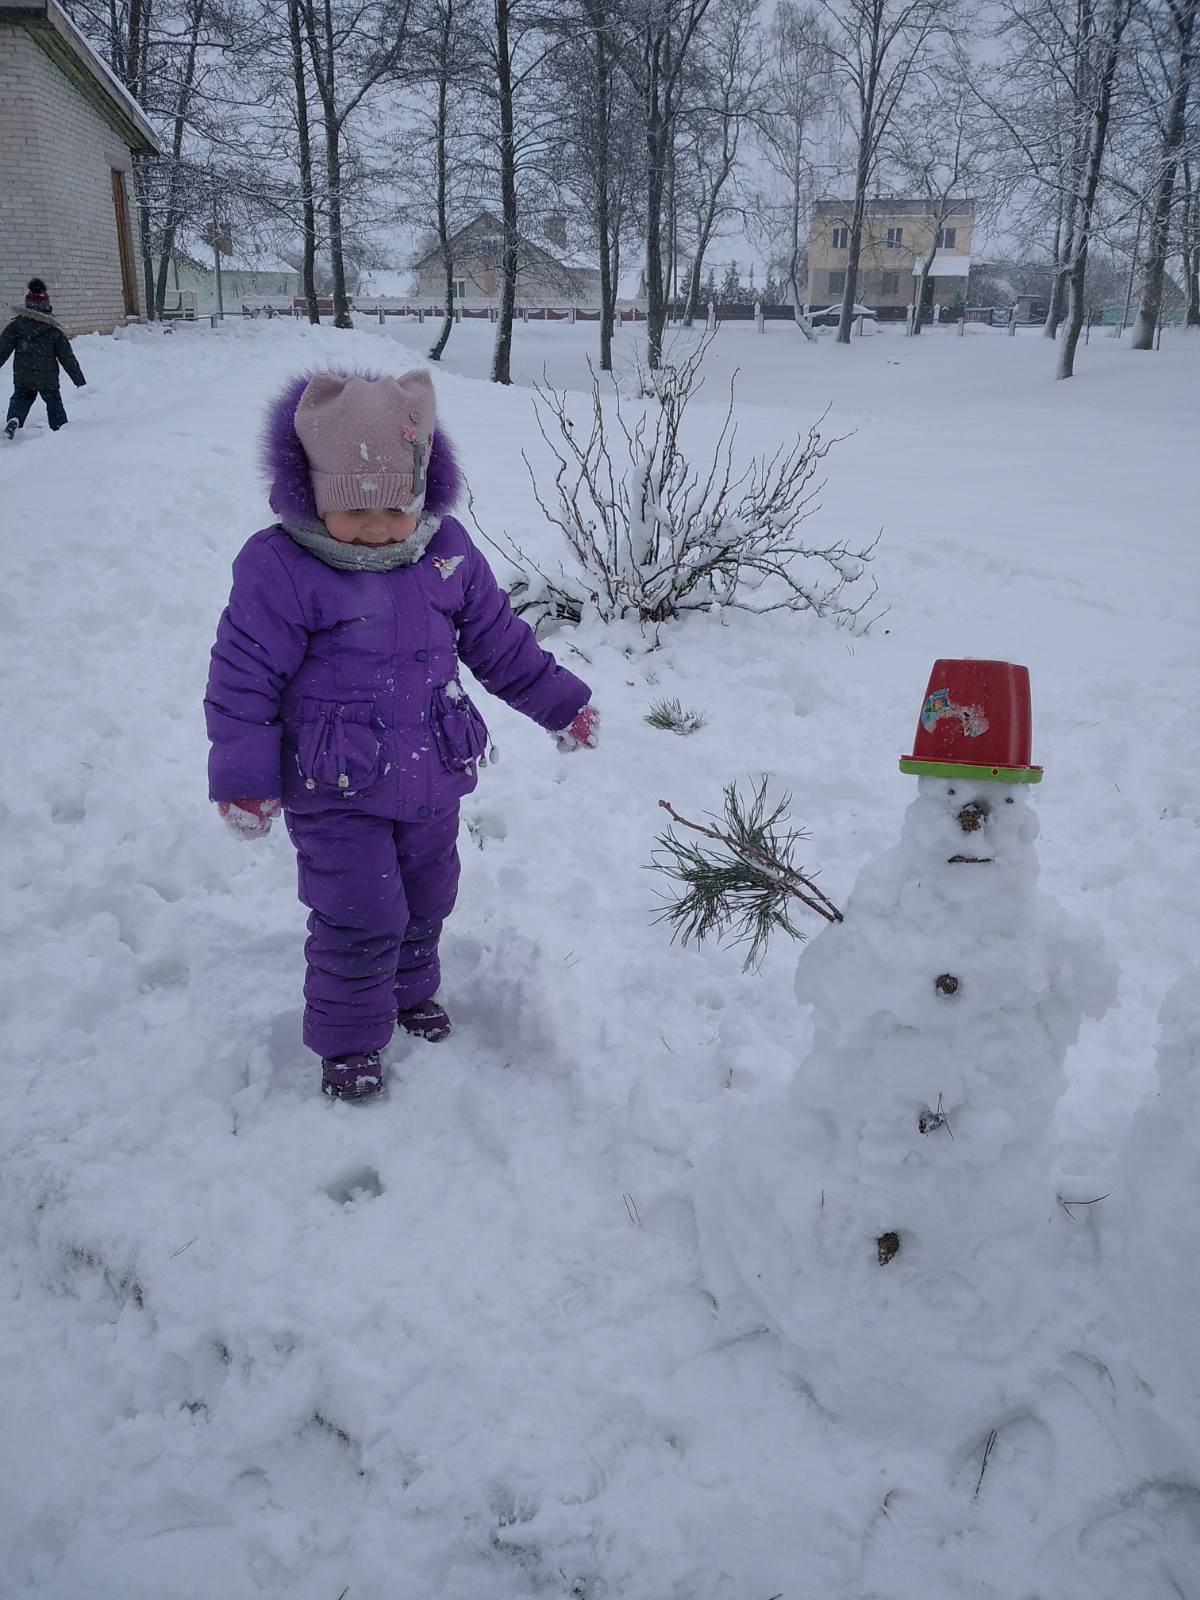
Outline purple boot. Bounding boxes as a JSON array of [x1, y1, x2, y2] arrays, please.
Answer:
[[320, 1051, 385, 1101], [398, 1000, 453, 1043]]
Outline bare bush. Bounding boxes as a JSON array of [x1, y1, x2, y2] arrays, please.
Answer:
[[480, 338, 881, 632]]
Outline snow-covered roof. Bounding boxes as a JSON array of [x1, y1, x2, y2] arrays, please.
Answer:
[[358, 269, 416, 299], [913, 256, 972, 278], [3, 0, 160, 154], [173, 232, 298, 277]]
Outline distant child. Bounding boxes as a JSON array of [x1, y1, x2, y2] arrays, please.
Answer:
[[1, 278, 86, 438], [205, 369, 599, 1101]]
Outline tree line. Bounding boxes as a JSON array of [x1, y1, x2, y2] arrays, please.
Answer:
[[66, 0, 1199, 380]]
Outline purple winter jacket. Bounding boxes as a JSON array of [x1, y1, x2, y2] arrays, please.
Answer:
[[205, 374, 590, 820]]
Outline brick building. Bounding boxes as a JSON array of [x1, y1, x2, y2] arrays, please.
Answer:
[[0, 0, 159, 334]]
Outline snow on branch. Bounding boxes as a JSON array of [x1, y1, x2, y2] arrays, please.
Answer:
[[482, 337, 882, 631]]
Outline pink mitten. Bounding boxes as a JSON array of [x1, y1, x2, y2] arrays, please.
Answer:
[[218, 796, 282, 839], [553, 704, 600, 753]]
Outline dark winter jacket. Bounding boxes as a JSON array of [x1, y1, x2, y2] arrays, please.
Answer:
[[205, 374, 591, 820], [0, 311, 86, 392]]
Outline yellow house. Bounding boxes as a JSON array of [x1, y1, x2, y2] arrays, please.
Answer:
[[807, 197, 975, 320]]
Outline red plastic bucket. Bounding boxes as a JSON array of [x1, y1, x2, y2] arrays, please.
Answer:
[[899, 659, 1043, 784]]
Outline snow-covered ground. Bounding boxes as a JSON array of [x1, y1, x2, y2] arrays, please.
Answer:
[[1, 316, 1197, 1599]]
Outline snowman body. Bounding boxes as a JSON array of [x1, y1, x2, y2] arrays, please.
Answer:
[[695, 777, 1115, 1427]]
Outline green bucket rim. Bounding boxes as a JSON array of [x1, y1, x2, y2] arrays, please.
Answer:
[[898, 757, 1044, 785]]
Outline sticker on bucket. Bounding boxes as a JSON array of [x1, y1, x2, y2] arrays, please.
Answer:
[[921, 688, 990, 738]]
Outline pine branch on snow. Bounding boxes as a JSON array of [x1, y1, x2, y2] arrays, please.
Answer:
[[650, 778, 841, 971], [644, 697, 708, 735]]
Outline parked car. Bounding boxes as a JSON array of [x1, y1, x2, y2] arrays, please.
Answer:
[[806, 303, 877, 327]]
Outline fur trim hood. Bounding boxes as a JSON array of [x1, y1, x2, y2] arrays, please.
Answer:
[[9, 308, 63, 331], [262, 369, 462, 527]]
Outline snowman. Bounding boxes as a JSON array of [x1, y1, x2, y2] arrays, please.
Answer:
[[1118, 969, 1200, 1463], [694, 660, 1116, 1431]]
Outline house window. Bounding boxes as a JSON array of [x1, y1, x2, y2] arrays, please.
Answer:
[[936, 226, 957, 249], [828, 270, 846, 295], [886, 226, 903, 249], [831, 226, 849, 250], [881, 271, 899, 296], [453, 278, 467, 299]]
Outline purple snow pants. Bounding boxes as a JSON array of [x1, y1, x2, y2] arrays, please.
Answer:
[[285, 806, 461, 1058]]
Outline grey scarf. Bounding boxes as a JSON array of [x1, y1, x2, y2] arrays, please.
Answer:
[[280, 511, 442, 572]]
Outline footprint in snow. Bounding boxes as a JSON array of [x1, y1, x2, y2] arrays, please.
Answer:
[[323, 1165, 385, 1207]]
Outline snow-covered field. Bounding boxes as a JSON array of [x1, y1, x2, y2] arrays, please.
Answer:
[[1, 315, 1197, 1599]]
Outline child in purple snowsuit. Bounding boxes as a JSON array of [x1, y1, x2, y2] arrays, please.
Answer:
[[205, 369, 598, 1100]]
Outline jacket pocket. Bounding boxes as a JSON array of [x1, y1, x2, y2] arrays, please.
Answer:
[[430, 683, 489, 773], [295, 699, 382, 795]]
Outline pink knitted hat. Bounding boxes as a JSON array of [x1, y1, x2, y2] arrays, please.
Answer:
[[293, 370, 436, 516]]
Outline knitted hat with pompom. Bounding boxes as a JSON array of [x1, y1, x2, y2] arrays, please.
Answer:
[[25, 278, 52, 312]]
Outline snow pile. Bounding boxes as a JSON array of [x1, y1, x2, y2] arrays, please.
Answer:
[[695, 776, 1116, 1433]]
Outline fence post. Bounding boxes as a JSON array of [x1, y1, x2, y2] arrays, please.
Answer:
[[418, 307, 424, 325], [616, 307, 623, 328], [378, 307, 384, 325], [957, 310, 965, 337], [754, 299, 764, 333], [570, 305, 576, 325], [1085, 309, 1093, 345], [706, 300, 716, 332]]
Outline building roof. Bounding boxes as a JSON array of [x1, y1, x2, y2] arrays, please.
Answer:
[[358, 268, 416, 299], [913, 255, 972, 278], [813, 196, 976, 219], [172, 232, 299, 277], [0, 0, 159, 153], [412, 211, 598, 283]]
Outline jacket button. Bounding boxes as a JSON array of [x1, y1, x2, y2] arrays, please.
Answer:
[[305, 779, 316, 790], [418, 805, 431, 819], [415, 649, 428, 661], [337, 774, 350, 788]]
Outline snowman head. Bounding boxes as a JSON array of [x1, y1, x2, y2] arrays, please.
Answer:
[[908, 775, 1039, 861]]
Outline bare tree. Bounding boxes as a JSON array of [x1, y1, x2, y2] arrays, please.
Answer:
[[563, 0, 647, 368], [401, 0, 488, 359], [480, 0, 575, 382], [819, 0, 957, 346], [891, 66, 997, 335], [286, 0, 322, 321], [753, 2, 831, 340], [1130, 0, 1198, 348], [983, 0, 1137, 371], [300, 0, 416, 327], [678, 0, 766, 326], [616, 0, 715, 368], [1183, 158, 1200, 323], [1055, 0, 1135, 377]]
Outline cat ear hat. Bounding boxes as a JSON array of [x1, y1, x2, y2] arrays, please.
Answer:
[[263, 368, 461, 526]]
